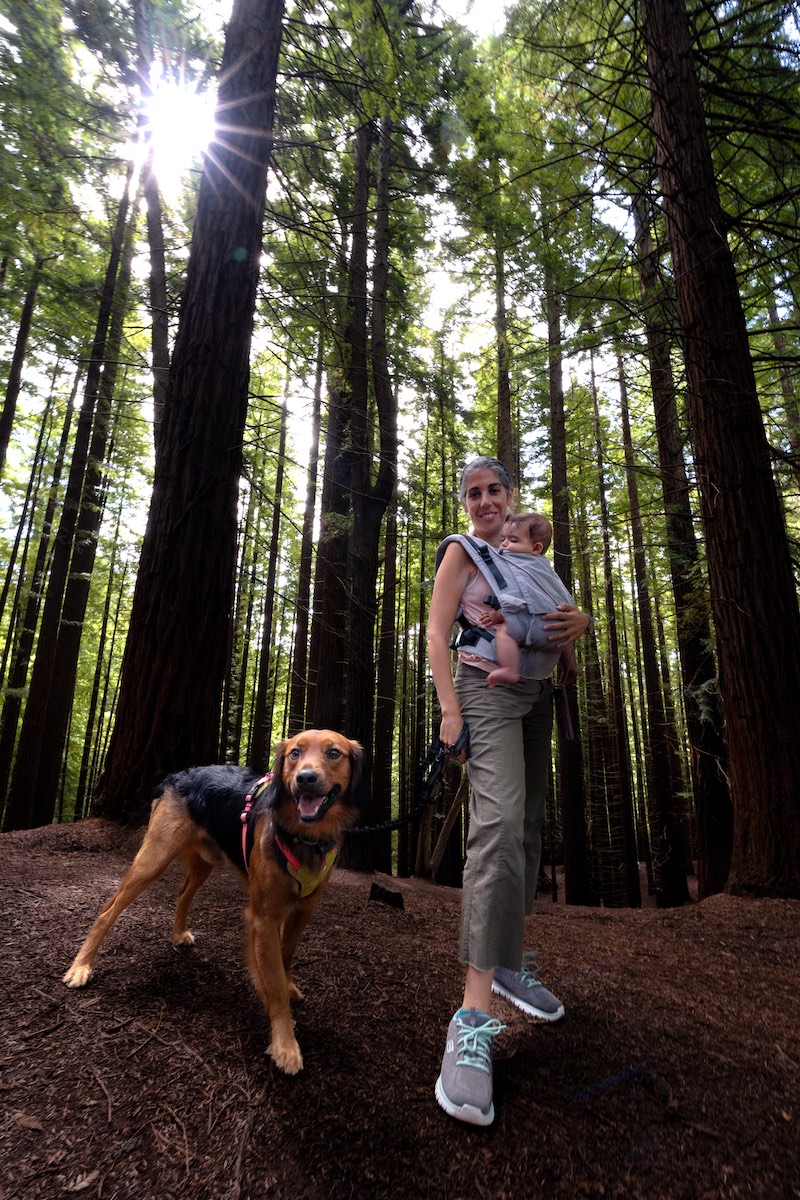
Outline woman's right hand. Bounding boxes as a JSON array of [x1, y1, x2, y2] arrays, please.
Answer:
[[439, 713, 468, 761]]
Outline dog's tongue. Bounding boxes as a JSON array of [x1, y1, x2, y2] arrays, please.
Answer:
[[298, 794, 321, 820]]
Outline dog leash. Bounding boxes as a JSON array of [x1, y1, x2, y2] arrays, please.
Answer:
[[348, 724, 469, 837]]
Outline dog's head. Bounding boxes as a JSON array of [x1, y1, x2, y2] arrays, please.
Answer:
[[267, 729, 364, 834]]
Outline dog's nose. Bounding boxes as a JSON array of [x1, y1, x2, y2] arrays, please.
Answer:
[[295, 769, 319, 790]]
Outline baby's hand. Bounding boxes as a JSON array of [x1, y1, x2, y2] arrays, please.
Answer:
[[479, 609, 503, 628]]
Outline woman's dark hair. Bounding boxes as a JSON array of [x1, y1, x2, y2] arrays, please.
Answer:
[[457, 457, 513, 504]]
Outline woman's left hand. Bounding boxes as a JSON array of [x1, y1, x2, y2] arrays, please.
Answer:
[[543, 603, 591, 647]]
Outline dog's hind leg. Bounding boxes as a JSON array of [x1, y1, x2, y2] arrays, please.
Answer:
[[63, 798, 194, 988], [171, 851, 214, 946]]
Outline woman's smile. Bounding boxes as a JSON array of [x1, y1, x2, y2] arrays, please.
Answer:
[[464, 467, 510, 543]]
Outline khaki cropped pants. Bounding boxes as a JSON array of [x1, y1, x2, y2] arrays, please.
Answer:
[[455, 663, 553, 972]]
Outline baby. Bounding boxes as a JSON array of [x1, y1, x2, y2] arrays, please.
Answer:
[[479, 511, 558, 687]]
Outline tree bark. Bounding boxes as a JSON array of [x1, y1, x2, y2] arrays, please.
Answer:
[[28, 206, 138, 826], [371, 502, 398, 872], [341, 114, 398, 870], [640, 0, 800, 897], [0, 256, 43, 475], [545, 277, 593, 905], [0, 384, 73, 822], [494, 235, 514, 469], [4, 165, 134, 831], [132, 0, 171, 456], [633, 193, 732, 897], [589, 356, 641, 907], [94, 0, 286, 819], [249, 394, 288, 770], [617, 354, 689, 906], [287, 327, 323, 735]]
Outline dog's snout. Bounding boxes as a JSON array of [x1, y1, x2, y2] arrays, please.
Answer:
[[295, 768, 319, 790]]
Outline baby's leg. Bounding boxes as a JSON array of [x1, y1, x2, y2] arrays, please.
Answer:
[[487, 622, 521, 687]]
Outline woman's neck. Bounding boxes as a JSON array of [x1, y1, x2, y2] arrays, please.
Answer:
[[470, 527, 503, 548]]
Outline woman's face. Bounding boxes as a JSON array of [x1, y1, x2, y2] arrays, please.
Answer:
[[462, 467, 512, 544]]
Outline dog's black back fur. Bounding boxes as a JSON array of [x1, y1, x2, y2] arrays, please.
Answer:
[[158, 765, 265, 873]]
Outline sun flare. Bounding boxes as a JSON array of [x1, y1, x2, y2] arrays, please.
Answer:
[[142, 70, 217, 201]]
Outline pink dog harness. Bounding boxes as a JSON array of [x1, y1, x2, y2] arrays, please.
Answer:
[[240, 773, 337, 896], [240, 774, 272, 874]]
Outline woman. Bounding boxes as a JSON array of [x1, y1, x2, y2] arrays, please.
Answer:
[[428, 456, 590, 1127]]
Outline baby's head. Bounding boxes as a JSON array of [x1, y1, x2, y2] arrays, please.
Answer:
[[500, 511, 553, 555]]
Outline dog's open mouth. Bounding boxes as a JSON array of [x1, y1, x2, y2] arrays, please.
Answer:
[[294, 785, 340, 823], [296, 794, 325, 821]]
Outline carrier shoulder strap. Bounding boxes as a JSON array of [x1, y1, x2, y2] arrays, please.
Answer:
[[434, 534, 509, 592]]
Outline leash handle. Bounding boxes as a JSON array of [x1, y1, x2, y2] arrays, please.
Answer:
[[450, 723, 470, 757]]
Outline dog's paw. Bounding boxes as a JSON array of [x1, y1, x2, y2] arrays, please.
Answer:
[[172, 930, 196, 947], [269, 1039, 304, 1075], [63, 963, 93, 988]]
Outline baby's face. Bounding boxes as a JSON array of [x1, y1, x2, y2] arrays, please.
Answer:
[[500, 526, 534, 552]]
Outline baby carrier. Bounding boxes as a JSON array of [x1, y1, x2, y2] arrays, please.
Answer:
[[434, 534, 574, 678]]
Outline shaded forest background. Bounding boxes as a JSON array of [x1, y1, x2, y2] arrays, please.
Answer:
[[1, 0, 799, 906]]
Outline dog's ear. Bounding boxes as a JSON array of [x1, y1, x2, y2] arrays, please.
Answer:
[[264, 740, 289, 808], [347, 740, 366, 809]]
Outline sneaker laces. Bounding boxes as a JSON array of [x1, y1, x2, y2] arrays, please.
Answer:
[[455, 1013, 506, 1073], [518, 950, 545, 990]]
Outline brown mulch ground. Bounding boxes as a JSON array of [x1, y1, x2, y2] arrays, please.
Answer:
[[1, 819, 798, 1200]]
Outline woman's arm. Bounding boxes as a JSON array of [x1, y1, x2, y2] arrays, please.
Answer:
[[427, 542, 474, 757]]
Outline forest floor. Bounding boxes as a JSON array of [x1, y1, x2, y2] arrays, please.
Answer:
[[1, 818, 798, 1200]]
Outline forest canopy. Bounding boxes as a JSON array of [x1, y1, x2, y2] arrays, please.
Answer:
[[1, 0, 799, 902]]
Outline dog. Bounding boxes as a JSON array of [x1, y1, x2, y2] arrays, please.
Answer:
[[63, 729, 364, 1074]]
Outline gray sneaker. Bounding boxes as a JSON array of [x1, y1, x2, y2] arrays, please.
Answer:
[[491, 951, 565, 1021], [435, 1007, 506, 1126]]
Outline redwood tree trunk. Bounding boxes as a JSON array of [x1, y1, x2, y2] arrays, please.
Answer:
[[589, 358, 642, 907], [94, 0, 286, 819], [341, 114, 397, 870], [287, 327, 323, 735], [132, 0, 171, 456], [4, 167, 134, 831], [618, 355, 688, 906], [0, 256, 42, 475], [633, 193, 732, 897], [545, 276, 593, 906], [249, 393, 288, 771], [494, 236, 514, 470], [640, 0, 800, 897]]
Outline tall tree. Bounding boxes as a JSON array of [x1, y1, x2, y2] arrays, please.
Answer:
[[639, 0, 800, 897], [4, 166, 135, 831], [617, 353, 689, 906], [633, 192, 732, 897], [0, 256, 43, 474], [589, 359, 641, 906], [545, 277, 593, 905], [94, 0, 286, 818]]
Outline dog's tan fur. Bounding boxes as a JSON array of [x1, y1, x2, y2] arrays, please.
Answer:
[[63, 730, 363, 1074]]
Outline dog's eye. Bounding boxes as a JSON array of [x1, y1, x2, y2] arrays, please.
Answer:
[[288, 747, 302, 760], [325, 747, 341, 759]]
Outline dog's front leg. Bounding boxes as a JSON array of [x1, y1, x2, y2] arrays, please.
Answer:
[[279, 892, 323, 1003], [246, 902, 303, 1074]]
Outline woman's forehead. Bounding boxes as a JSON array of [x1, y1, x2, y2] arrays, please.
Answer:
[[464, 467, 507, 491]]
